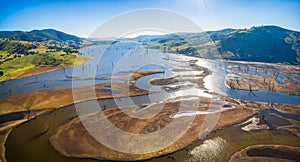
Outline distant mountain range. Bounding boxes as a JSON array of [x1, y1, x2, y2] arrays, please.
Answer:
[[141, 26, 300, 65], [0, 29, 83, 43], [0, 26, 299, 65]]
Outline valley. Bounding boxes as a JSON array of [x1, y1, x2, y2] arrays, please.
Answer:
[[0, 27, 299, 162]]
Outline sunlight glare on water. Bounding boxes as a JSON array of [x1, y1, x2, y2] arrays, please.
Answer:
[[188, 137, 229, 162]]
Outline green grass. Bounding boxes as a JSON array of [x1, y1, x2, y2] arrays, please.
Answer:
[[0, 51, 90, 80], [0, 51, 24, 64]]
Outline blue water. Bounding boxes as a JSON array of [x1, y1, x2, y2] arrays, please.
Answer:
[[100, 89, 120, 94], [0, 41, 299, 105]]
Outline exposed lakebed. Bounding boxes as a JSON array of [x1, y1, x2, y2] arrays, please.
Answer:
[[2, 41, 300, 162]]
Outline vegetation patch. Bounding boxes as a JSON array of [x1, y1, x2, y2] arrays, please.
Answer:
[[144, 26, 300, 65], [0, 52, 90, 81]]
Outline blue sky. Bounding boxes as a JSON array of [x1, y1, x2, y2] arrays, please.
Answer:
[[0, 0, 300, 37]]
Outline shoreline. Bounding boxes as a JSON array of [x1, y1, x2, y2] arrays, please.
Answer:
[[2, 59, 216, 161], [0, 53, 91, 83], [225, 72, 300, 96], [49, 98, 300, 161], [0, 70, 163, 116], [229, 145, 300, 162], [0, 70, 164, 162], [0, 66, 62, 83], [1, 54, 300, 162], [49, 97, 257, 161], [47, 59, 300, 161], [0, 128, 12, 162], [223, 59, 300, 68], [4, 97, 300, 162], [0, 108, 52, 162]]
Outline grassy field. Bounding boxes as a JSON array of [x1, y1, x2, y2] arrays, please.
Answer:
[[0, 50, 25, 64], [0, 51, 90, 80]]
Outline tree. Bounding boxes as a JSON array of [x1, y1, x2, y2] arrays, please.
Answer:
[[229, 80, 234, 89], [163, 46, 167, 53]]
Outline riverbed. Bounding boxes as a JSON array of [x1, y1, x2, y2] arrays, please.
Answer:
[[1, 41, 300, 162]]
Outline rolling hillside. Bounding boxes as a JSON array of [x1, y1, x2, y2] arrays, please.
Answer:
[[144, 26, 300, 65], [0, 29, 89, 80], [0, 29, 83, 43]]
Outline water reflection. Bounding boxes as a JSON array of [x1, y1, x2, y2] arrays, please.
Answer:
[[1, 42, 299, 105], [187, 137, 230, 162]]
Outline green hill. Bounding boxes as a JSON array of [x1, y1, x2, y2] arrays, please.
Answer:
[[145, 26, 300, 65], [0, 29, 83, 43], [0, 29, 89, 81]]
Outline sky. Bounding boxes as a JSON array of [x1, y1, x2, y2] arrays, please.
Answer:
[[0, 0, 300, 38]]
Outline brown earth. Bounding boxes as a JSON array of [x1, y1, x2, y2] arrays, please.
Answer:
[[226, 72, 300, 95], [0, 70, 163, 116], [0, 66, 62, 82], [49, 96, 257, 161], [229, 145, 300, 162], [108, 70, 164, 80], [0, 128, 12, 162]]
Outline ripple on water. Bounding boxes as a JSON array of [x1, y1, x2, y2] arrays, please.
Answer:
[[187, 137, 230, 162]]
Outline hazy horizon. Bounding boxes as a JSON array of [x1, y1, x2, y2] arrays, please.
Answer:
[[1, 24, 298, 39], [1, 0, 300, 37]]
